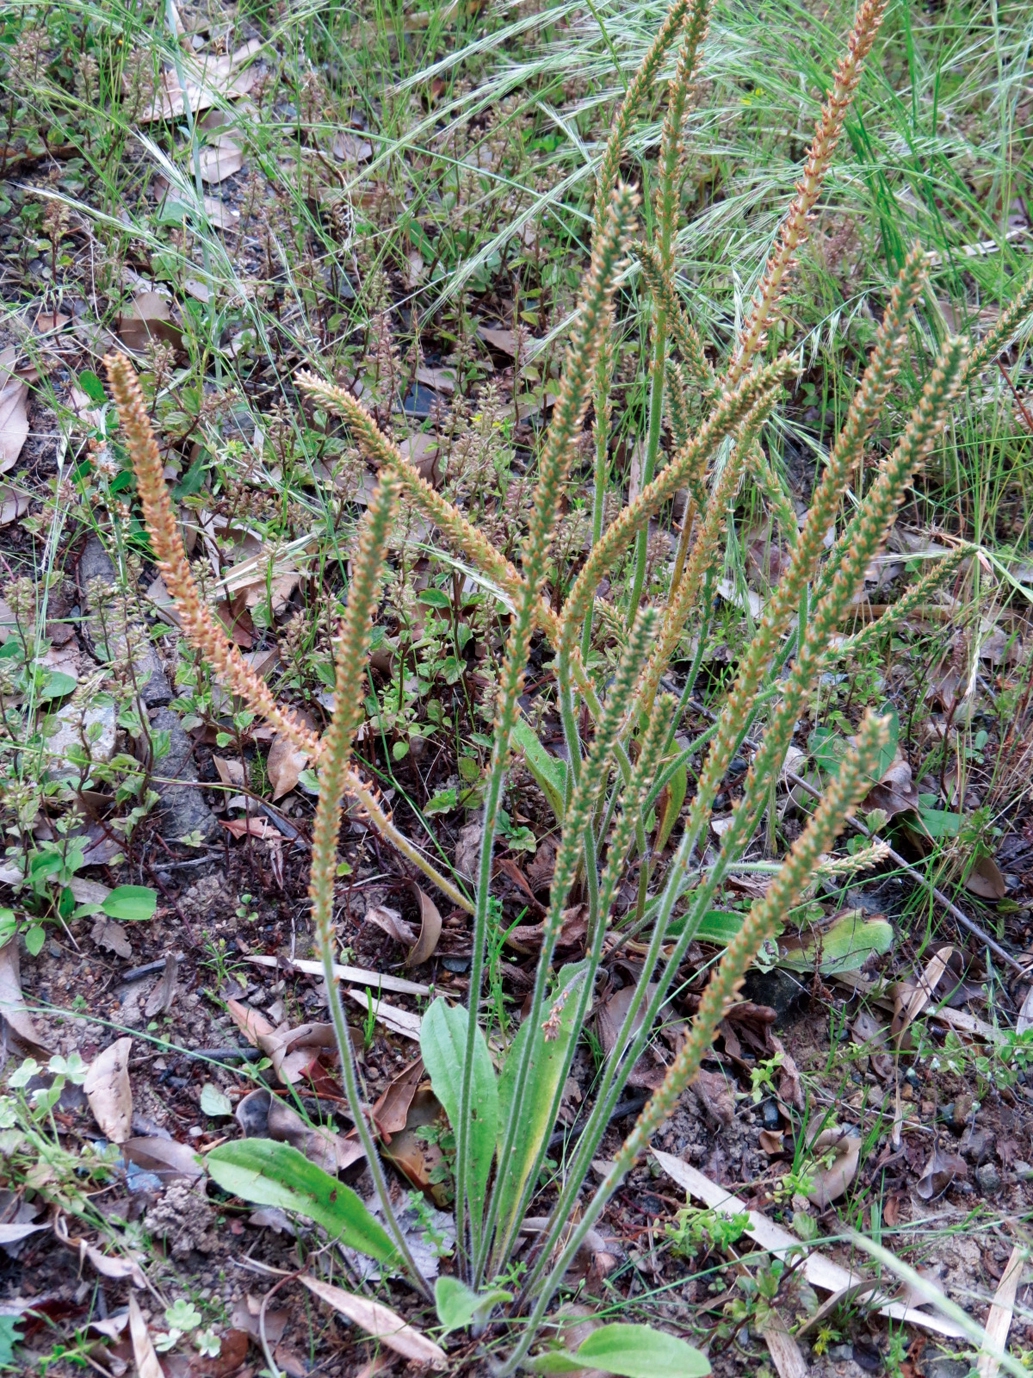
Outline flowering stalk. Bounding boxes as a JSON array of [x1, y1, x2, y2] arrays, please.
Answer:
[[306, 475, 431, 1298], [730, 0, 888, 384], [106, 354, 471, 913], [497, 711, 891, 1377]]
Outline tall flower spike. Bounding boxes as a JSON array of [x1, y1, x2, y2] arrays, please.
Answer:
[[108, 354, 472, 915], [305, 474, 430, 1297], [730, 0, 888, 383], [105, 353, 322, 760]]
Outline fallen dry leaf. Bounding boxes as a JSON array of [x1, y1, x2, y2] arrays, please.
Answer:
[[128, 1292, 163, 1378], [346, 990, 422, 1040], [892, 945, 954, 1044], [863, 753, 920, 819], [371, 1058, 425, 1139], [139, 40, 261, 121], [0, 373, 29, 474], [227, 996, 276, 1046], [915, 1142, 968, 1200], [300, 1274, 446, 1367], [806, 1127, 861, 1209], [117, 292, 182, 353], [83, 1037, 133, 1143], [91, 918, 132, 959], [964, 853, 1006, 900], [267, 732, 309, 800], [124, 1136, 204, 1184], [0, 939, 50, 1052], [222, 816, 282, 840], [257, 1021, 339, 1086], [245, 952, 431, 997], [332, 130, 373, 161], [366, 904, 418, 949], [144, 955, 179, 1018], [198, 132, 244, 183], [213, 755, 246, 789], [0, 483, 29, 525], [689, 1068, 735, 1125], [761, 1311, 809, 1378], [405, 884, 442, 968], [977, 1243, 1025, 1378]]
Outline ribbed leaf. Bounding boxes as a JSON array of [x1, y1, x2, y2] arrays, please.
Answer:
[[206, 1140, 398, 1265], [420, 1000, 497, 1236], [494, 964, 581, 1254]]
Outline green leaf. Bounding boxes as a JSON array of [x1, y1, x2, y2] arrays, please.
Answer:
[[656, 759, 687, 851], [0, 1315, 22, 1368], [39, 671, 77, 702], [434, 1276, 512, 1335], [101, 886, 157, 922], [915, 808, 963, 839], [25, 926, 45, 957], [424, 789, 458, 816], [200, 1084, 233, 1117], [512, 718, 567, 820], [871, 703, 900, 782], [420, 1000, 497, 1238], [78, 370, 107, 404], [574, 1324, 711, 1377], [494, 963, 582, 1258], [206, 1140, 399, 1265], [418, 589, 452, 610], [776, 910, 894, 974]]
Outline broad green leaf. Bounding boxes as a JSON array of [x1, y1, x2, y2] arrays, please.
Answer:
[[915, 808, 963, 839], [101, 886, 157, 922], [494, 964, 582, 1257], [524, 1351, 587, 1373], [655, 759, 687, 851], [667, 910, 744, 945], [434, 1276, 512, 1335], [39, 671, 77, 702], [0, 1314, 22, 1367], [418, 589, 452, 610], [78, 370, 107, 404], [574, 1324, 711, 1377], [206, 1140, 398, 1265], [776, 910, 894, 974], [25, 926, 45, 957], [871, 704, 900, 782], [420, 1000, 497, 1237], [512, 718, 567, 819]]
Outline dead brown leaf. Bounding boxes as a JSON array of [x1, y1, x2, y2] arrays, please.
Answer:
[[139, 40, 261, 121], [365, 904, 418, 950], [124, 1136, 204, 1184], [689, 1068, 735, 1125], [301, 1274, 446, 1366], [915, 1142, 967, 1200], [0, 484, 29, 525], [806, 1127, 861, 1209], [964, 853, 1006, 900], [117, 292, 183, 353], [863, 753, 920, 819], [222, 816, 281, 840], [144, 955, 179, 1018], [91, 918, 132, 959], [227, 997, 276, 1046], [267, 732, 309, 800], [234, 1087, 363, 1172], [0, 938, 51, 1052], [332, 130, 373, 161], [84, 1037, 133, 1143], [257, 1021, 339, 1085], [0, 374, 29, 474], [405, 884, 442, 968], [371, 1058, 425, 1139], [892, 945, 954, 1044], [128, 1292, 163, 1378], [198, 133, 244, 183]]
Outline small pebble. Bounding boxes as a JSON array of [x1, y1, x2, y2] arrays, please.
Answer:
[[975, 1162, 1002, 1196], [952, 1092, 973, 1128]]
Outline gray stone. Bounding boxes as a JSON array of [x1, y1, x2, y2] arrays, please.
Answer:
[[923, 1358, 974, 1378], [78, 536, 172, 707], [960, 1125, 994, 1165], [975, 1162, 1003, 1196], [144, 707, 219, 843], [43, 699, 117, 772]]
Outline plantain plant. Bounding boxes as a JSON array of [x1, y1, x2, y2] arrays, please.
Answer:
[[104, 0, 1033, 1367]]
